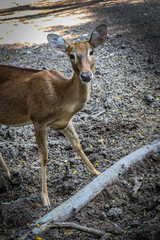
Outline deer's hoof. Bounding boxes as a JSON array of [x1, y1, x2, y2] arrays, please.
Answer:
[[90, 169, 101, 177], [94, 170, 101, 176], [42, 194, 51, 208]]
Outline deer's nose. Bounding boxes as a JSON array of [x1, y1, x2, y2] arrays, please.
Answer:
[[80, 71, 92, 82]]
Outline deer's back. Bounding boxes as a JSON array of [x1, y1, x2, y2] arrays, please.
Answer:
[[0, 65, 71, 127]]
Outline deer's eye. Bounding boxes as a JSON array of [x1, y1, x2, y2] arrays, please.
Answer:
[[90, 50, 93, 56], [69, 54, 75, 60]]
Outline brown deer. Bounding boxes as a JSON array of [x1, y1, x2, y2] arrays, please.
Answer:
[[0, 24, 107, 206]]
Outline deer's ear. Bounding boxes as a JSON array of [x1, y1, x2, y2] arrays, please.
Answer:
[[47, 34, 69, 53], [90, 24, 107, 48]]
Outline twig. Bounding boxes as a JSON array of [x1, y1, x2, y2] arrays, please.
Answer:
[[44, 221, 105, 236], [92, 110, 106, 119], [132, 177, 142, 194]]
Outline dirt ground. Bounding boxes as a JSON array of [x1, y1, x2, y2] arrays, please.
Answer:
[[0, 0, 160, 239]]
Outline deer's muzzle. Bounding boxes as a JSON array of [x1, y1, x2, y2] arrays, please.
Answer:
[[80, 71, 92, 82]]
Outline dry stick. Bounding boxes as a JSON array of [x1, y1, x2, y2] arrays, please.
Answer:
[[43, 222, 105, 236], [20, 140, 160, 239], [92, 109, 106, 119]]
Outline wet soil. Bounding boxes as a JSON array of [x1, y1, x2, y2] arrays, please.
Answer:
[[0, 0, 160, 239]]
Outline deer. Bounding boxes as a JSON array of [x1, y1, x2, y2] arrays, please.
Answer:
[[0, 24, 107, 206]]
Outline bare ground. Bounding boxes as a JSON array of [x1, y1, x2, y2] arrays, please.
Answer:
[[0, 0, 160, 239]]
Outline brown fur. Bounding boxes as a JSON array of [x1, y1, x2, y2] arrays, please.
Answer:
[[0, 24, 107, 206]]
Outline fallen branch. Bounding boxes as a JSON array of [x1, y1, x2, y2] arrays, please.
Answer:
[[20, 140, 160, 239], [41, 221, 105, 237]]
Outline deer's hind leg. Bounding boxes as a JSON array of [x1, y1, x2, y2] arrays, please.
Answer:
[[0, 153, 11, 178]]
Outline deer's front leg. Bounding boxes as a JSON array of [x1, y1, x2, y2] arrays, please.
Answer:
[[34, 123, 50, 207], [61, 121, 100, 176]]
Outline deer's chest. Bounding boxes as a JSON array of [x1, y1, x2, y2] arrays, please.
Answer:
[[48, 101, 85, 130]]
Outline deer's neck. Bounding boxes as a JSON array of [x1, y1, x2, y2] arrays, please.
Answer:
[[71, 73, 91, 104]]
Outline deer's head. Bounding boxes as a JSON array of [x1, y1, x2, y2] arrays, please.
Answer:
[[47, 24, 107, 83]]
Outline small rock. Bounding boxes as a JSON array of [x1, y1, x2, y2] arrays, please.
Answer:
[[82, 33, 88, 37], [12, 168, 21, 176], [152, 153, 160, 161], [11, 168, 22, 186], [139, 135, 145, 140], [100, 234, 111, 240], [155, 181, 160, 190], [54, 160, 61, 167], [95, 70, 101, 75], [11, 146, 19, 157], [104, 204, 110, 209], [155, 84, 160, 89], [131, 219, 139, 227], [26, 49, 31, 54], [49, 140, 59, 147], [62, 181, 76, 194], [144, 94, 154, 102], [104, 98, 114, 108], [121, 180, 128, 185], [157, 196, 160, 203], [85, 147, 94, 154], [107, 207, 123, 218], [120, 44, 126, 49], [103, 116, 109, 125], [112, 237, 121, 240], [69, 159, 75, 165], [155, 205, 160, 212], [100, 211, 107, 220], [105, 223, 123, 234], [62, 181, 71, 193], [154, 69, 160, 75]]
